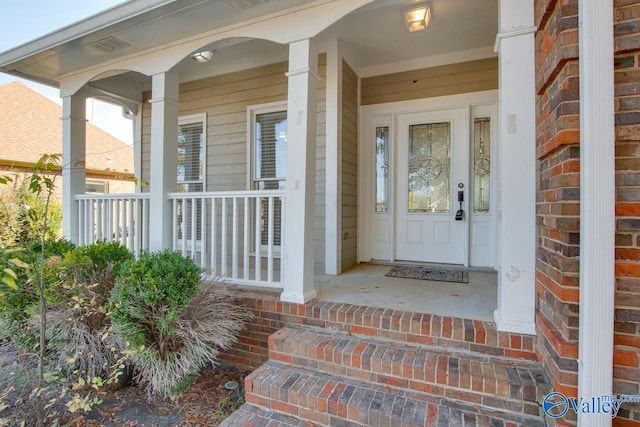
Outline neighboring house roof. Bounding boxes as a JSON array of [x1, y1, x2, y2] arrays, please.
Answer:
[[0, 82, 133, 176]]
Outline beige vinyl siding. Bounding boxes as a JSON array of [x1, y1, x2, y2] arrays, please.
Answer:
[[341, 60, 358, 270], [315, 55, 327, 273], [361, 58, 498, 105], [141, 57, 327, 271]]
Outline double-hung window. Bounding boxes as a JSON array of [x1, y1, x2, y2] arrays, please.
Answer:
[[177, 113, 206, 242], [249, 103, 287, 249]]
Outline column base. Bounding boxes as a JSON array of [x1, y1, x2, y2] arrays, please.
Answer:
[[493, 309, 537, 335], [280, 289, 318, 304]]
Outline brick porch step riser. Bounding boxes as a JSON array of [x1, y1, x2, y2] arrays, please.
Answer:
[[244, 361, 546, 427], [269, 326, 548, 416], [224, 293, 538, 369]]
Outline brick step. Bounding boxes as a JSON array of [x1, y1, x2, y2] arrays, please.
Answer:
[[269, 325, 551, 417], [223, 293, 538, 369], [244, 361, 547, 427], [220, 403, 320, 427]]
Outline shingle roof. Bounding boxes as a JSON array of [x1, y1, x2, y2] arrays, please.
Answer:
[[0, 82, 133, 174]]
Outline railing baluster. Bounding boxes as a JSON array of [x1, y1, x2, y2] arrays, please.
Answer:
[[190, 197, 197, 260], [127, 199, 133, 255], [96, 200, 103, 241], [114, 199, 120, 244], [200, 197, 207, 271], [88, 199, 95, 244], [221, 198, 227, 277], [243, 197, 249, 280], [232, 197, 238, 280], [127, 199, 132, 249], [267, 196, 274, 283], [279, 195, 285, 285], [180, 197, 187, 257], [255, 196, 262, 282], [132, 199, 139, 256], [77, 200, 83, 245], [171, 198, 177, 252], [142, 197, 149, 252], [211, 198, 217, 275]]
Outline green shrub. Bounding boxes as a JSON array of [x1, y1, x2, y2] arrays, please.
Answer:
[[110, 250, 202, 350], [109, 252, 251, 398]]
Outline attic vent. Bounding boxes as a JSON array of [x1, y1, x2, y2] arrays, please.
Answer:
[[226, 0, 268, 11], [88, 36, 130, 53]]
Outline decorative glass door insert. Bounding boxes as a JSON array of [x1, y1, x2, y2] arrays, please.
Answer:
[[408, 122, 451, 213], [473, 117, 491, 213], [375, 126, 390, 212]]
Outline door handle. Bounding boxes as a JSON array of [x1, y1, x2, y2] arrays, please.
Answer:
[[455, 190, 464, 221]]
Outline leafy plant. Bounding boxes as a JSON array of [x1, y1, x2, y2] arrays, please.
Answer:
[[110, 252, 252, 398], [0, 239, 74, 352], [110, 250, 202, 350]]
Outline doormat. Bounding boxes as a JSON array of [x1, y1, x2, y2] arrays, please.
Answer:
[[385, 266, 468, 283]]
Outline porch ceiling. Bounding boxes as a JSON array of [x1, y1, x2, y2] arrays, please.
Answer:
[[0, 0, 497, 90]]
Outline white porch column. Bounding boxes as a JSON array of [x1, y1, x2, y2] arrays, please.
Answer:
[[61, 93, 87, 244], [325, 38, 342, 275], [577, 0, 615, 424], [148, 69, 179, 251], [281, 38, 319, 303], [493, 0, 537, 334]]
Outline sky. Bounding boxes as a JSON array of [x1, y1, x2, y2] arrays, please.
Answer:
[[0, 0, 133, 144]]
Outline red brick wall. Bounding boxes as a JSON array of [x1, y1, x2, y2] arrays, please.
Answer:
[[536, 0, 640, 424], [614, 0, 640, 423], [534, 0, 580, 408]]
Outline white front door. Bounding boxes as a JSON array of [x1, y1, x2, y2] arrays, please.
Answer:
[[395, 108, 468, 264]]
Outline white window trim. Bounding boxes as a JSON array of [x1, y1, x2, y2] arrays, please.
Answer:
[[177, 113, 207, 250], [86, 180, 109, 194], [178, 112, 207, 191], [246, 101, 287, 257], [246, 101, 288, 191]]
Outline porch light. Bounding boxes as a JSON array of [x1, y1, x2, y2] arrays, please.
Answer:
[[403, 3, 431, 32], [191, 50, 214, 63]]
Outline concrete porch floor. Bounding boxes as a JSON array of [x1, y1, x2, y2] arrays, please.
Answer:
[[315, 263, 497, 322]]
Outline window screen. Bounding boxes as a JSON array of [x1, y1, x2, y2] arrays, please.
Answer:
[[177, 121, 204, 193], [253, 109, 287, 247], [176, 118, 205, 241], [255, 111, 287, 187]]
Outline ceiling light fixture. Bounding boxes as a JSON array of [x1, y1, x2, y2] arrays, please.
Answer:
[[403, 3, 431, 32], [191, 50, 215, 63]]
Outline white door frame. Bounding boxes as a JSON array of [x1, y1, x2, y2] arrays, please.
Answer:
[[359, 90, 499, 267]]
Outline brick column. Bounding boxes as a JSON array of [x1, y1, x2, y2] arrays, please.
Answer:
[[612, 0, 640, 423], [534, 1, 581, 409]]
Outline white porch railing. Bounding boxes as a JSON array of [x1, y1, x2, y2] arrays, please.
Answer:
[[75, 190, 284, 288], [168, 190, 285, 288], [76, 194, 150, 255]]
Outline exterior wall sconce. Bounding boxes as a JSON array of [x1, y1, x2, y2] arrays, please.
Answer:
[[191, 50, 214, 63], [403, 3, 431, 32]]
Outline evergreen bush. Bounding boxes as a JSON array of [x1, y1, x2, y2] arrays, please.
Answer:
[[109, 251, 251, 398]]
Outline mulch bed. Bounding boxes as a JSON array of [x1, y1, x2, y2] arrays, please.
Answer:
[[0, 344, 249, 427]]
